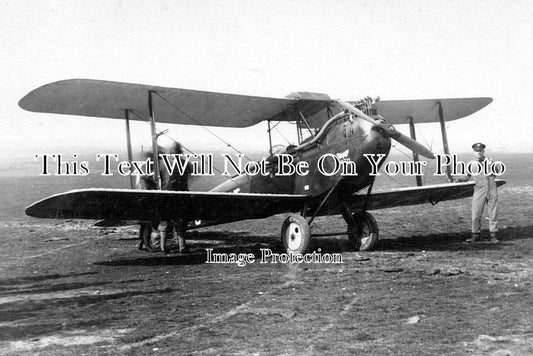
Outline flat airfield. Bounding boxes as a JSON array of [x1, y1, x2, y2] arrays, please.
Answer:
[[1, 188, 533, 355]]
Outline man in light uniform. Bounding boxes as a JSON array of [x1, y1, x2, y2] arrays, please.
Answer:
[[455, 143, 500, 243]]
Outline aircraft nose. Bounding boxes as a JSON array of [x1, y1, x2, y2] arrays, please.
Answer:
[[369, 125, 392, 153], [338, 100, 435, 159]]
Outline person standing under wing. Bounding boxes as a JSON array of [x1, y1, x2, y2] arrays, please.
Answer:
[[454, 142, 500, 243]]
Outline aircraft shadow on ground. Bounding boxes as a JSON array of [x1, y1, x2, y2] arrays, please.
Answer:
[[95, 243, 280, 266], [98, 225, 532, 266], [188, 230, 276, 244], [198, 225, 532, 254], [95, 252, 208, 266], [189, 225, 533, 253], [374, 225, 532, 252]]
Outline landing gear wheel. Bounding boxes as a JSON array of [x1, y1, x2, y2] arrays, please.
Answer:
[[281, 214, 311, 255], [347, 212, 379, 251]]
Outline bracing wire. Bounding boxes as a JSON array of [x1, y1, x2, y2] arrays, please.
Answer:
[[379, 166, 405, 187], [274, 125, 293, 146], [267, 120, 295, 146], [128, 109, 240, 184], [390, 143, 421, 186], [391, 144, 415, 161], [152, 91, 253, 162]]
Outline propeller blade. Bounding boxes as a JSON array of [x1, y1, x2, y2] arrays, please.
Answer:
[[336, 100, 435, 159], [336, 100, 382, 126], [389, 131, 435, 159]]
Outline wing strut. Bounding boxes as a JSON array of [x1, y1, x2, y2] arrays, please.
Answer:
[[148, 91, 161, 189], [124, 109, 135, 189], [438, 102, 452, 181], [408, 117, 423, 187], [267, 120, 273, 156], [298, 110, 316, 140]]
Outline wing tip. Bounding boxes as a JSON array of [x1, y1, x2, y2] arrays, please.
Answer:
[[18, 93, 39, 112], [19, 78, 98, 112], [25, 202, 42, 218], [481, 97, 493, 106]]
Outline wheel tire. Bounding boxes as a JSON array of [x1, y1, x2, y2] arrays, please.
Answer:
[[281, 214, 311, 255], [347, 212, 379, 251]]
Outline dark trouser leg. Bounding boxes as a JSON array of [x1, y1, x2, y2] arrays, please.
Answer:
[[139, 223, 152, 250]]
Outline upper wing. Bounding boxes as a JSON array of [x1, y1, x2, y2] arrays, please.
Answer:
[[375, 97, 493, 124], [283, 97, 493, 127], [19, 79, 492, 127], [19, 79, 332, 128], [347, 180, 505, 211], [25, 188, 308, 222]]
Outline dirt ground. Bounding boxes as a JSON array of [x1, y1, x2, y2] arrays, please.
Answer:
[[1, 190, 532, 355]]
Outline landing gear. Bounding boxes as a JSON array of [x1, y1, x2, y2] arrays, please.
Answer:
[[281, 214, 311, 255], [347, 212, 379, 251]]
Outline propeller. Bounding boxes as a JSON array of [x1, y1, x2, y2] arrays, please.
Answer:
[[337, 100, 435, 159]]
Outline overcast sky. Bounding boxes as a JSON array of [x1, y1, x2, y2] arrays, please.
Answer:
[[1, 0, 532, 160]]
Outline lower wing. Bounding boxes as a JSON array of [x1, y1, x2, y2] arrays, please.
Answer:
[[25, 189, 308, 224], [26, 181, 505, 226], [347, 180, 506, 211]]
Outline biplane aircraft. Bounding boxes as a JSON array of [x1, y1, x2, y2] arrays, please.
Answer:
[[20, 79, 504, 254]]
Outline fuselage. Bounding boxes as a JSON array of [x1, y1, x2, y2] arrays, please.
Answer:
[[211, 116, 391, 197]]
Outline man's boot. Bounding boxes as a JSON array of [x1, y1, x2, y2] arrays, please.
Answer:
[[490, 232, 499, 244], [466, 233, 480, 243]]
